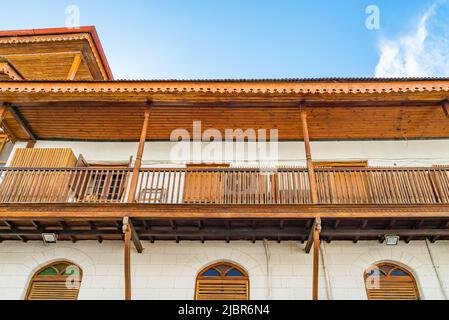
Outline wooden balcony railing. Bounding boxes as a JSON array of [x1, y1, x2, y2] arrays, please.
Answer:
[[315, 167, 449, 205], [0, 166, 448, 205]]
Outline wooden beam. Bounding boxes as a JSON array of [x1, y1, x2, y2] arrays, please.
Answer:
[[322, 228, 449, 237], [59, 221, 77, 243], [0, 105, 16, 143], [2, 203, 449, 220], [123, 216, 132, 300], [300, 104, 318, 204], [305, 218, 321, 253], [0, 61, 24, 80], [443, 101, 449, 119], [67, 54, 82, 81], [312, 218, 322, 300], [7, 105, 37, 141], [128, 105, 152, 202], [128, 218, 144, 253], [26, 140, 36, 148], [1, 119, 16, 143], [0, 229, 121, 236], [4, 220, 27, 242]]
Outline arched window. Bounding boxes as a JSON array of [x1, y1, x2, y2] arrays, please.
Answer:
[[195, 262, 249, 300], [25, 260, 82, 300], [364, 262, 420, 300]]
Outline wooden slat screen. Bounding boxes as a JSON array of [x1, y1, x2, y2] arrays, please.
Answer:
[[184, 170, 223, 203], [365, 263, 420, 300], [10, 148, 77, 167], [1, 148, 77, 202], [196, 279, 249, 300], [366, 278, 419, 300], [183, 164, 229, 204], [27, 279, 80, 300]]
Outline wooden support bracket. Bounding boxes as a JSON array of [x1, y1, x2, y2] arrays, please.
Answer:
[[442, 101, 449, 119]]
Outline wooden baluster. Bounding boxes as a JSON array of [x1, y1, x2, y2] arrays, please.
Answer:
[[176, 171, 183, 204]]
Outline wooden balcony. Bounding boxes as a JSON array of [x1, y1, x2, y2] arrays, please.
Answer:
[[0, 166, 448, 205]]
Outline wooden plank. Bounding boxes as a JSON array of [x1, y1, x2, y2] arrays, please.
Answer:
[[2, 203, 449, 220]]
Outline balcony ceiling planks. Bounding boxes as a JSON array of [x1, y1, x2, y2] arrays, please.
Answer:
[[2, 103, 449, 141]]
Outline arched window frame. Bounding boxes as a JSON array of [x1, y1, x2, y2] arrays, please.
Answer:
[[364, 261, 420, 300], [195, 261, 249, 300], [25, 260, 83, 300]]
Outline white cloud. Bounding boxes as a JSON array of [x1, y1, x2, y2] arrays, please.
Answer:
[[375, 1, 449, 77]]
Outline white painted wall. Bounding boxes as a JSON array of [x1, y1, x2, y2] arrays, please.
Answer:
[[0, 241, 447, 300], [29, 139, 449, 167]]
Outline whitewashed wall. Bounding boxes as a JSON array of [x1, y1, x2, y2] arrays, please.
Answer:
[[0, 241, 447, 300], [25, 140, 449, 167]]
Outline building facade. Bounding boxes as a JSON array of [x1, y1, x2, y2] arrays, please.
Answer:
[[0, 27, 448, 300]]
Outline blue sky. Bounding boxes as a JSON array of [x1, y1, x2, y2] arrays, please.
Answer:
[[0, 0, 445, 79]]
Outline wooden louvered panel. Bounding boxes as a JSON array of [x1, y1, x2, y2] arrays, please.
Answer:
[[184, 171, 223, 203], [0, 148, 77, 202], [27, 281, 80, 300], [10, 148, 77, 167], [196, 279, 249, 300], [366, 278, 419, 300]]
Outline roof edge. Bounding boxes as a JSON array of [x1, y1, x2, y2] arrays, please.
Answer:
[[1, 77, 449, 83]]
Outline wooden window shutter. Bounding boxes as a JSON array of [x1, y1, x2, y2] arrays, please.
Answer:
[[365, 263, 420, 300], [195, 262, 249, 300], [26, 261, 82, 300]]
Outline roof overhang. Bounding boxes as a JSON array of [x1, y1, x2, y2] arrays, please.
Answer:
[[0, 26, 113, 80], [0, 79, 449, 141]]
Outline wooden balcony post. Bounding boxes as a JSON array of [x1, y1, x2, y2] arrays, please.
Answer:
[[123, 216, 132, 300], [312, 217, 322, 300], [128, 106, 152, 202], [300, 105, 318, 203]]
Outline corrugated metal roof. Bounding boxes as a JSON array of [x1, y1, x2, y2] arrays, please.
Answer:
[[1, 77, 449, 83]]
